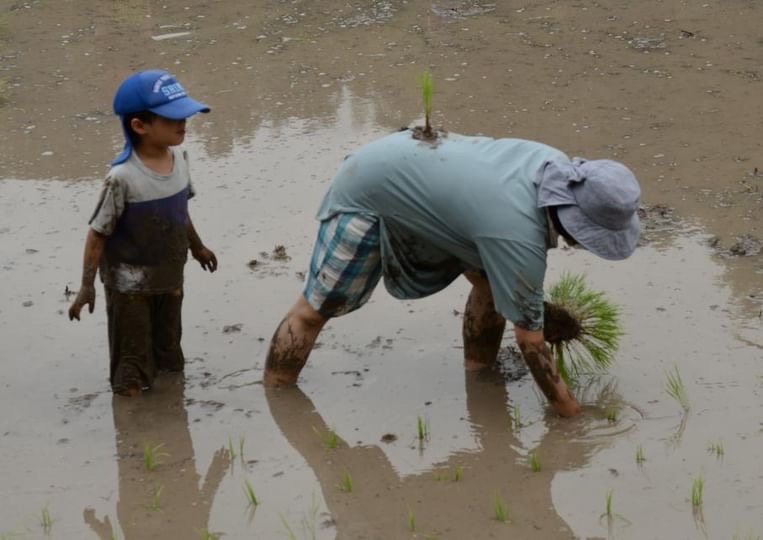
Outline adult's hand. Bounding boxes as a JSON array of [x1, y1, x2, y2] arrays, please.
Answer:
[[69, 284, 96, 321]]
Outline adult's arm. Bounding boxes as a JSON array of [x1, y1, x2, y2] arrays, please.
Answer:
[[69, 228, 106, 321], [513, 325, 581, 417]]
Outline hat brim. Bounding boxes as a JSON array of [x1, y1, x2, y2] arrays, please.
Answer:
[[149, 96, 210, 120], [557, 204, 640, 261]]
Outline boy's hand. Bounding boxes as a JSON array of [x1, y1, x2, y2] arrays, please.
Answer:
[[69, 285, 96, 321], [192, 246, 218, 272]]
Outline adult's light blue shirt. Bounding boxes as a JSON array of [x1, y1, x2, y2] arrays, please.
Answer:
[[316, 130, 568, 330]]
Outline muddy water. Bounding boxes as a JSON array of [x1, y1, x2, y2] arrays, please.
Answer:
[[1, 1, 761, 539]]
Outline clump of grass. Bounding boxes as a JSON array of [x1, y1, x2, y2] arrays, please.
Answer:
[[418, 71, 434, 136], [665, 366, 690, 413], [529, 451, 541, 472], [707, 440, 724, 459], [691, 474, 704, 508], [635, 445, 646, 465], [149, 484, 163, 511], [197, 529, 220, 540], [453, 464, 463, 482], [243, 479, 259, 507], [407, 506, 416, 532], [417, 416, 430, 442], [338, 470, 353, 493], [606, 407, 619, 423], [143, 442, 169, 471], [313, 426, 338, 449], [545, 273, 623, 382], [493, 492, 509, 523], [39, 505, 53, 534]]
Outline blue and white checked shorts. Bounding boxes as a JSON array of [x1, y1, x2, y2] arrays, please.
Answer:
[[302, 213, 383, 317]]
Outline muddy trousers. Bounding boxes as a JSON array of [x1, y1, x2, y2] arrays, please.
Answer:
[[105, 287, 184, 394]]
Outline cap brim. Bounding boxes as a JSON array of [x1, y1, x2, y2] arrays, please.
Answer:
[[557, 205, 640, 261], [149, 96, 210, 120]]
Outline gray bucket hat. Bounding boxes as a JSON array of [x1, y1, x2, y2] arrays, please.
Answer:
[[535, 157, 641, 261]]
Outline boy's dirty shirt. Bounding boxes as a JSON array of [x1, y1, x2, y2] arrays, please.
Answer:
[[316, 131, 568, 330], [89, 147, 194, 293]]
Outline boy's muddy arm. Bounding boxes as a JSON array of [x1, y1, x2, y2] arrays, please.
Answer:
[[514, 326, 581, 417], [187, 218, 217, 272], [69, 228, 106, 321]]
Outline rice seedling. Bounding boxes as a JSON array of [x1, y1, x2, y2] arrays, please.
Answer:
[[707, 440, 724, 459], [338, 469, 353, 493], [604, 489, 613, 518], [197, 529, 220, 540], [39, 505, 52, 533], [511, 405, 522, 430], [227, 436, 238, 460], [417, 415, 430, 442], [665, 366, 690, 413], [243, 479, 259, 507], [606, 407, 619, 423], [545, 273, 623, 382], [432, 470, 448, 481], [417, 71, 434, 136], [313, 426, 338, 449], [529, 451, 541, 472], [691, 474, 704, 508], [149, 484, 163, 511], [279, 494, 320, 540], [635, 445, 646, 465], [493, 492, 509, 523], [452, 464, 463, 482], [407, 506, 416, 532], [239, 435, 246, 459], [143, 442, 169, 471]]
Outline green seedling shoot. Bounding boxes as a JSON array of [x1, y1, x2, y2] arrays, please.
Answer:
[[417, 415, 430, 442], [545, 273, 622, 382], [197, 529, 220, 540], [453, 464, 463, 482], [243, 479, 259, 507], [708, 440, 724, 459], [227, 436, 237, 460], [418, 71, 434, 136], [635, 445, 646, 465], [606, 407, 619, 423], [665, 366, 690, 413], [605, 489, 613, 518], [529, 451, 542, 472], [149, 484, 163, 511], [691, 474, 704, 508], [143, 442, 169, 471], [511, 405, 522, 430], [40, 505, 52, 534], [338, 470, 353, 493], [493, 492, 509, 523], [407, 506, 416, 532], [313, 426, 338, 449]]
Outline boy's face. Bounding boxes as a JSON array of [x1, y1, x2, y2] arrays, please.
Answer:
[[130, 115, 187, 148]]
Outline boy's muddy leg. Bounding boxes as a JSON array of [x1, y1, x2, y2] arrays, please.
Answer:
[[462, 271, 506, 370], [264, 296, 329, 387]]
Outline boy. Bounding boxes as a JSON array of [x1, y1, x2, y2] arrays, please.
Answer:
[[69, 69, 217, 396]]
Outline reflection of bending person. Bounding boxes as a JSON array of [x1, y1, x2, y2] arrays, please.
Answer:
[[264, 130, 641, 417], [266, 368, 600, 538], [84, 374, 228, 539]]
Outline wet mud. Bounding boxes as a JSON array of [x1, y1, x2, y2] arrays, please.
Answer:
[[1, 1, 762, 539]]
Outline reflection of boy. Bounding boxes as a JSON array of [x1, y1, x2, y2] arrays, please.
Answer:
[[69, 70, 217, 396]]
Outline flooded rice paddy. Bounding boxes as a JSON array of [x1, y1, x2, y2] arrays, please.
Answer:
[[1, 1, 761, 539]]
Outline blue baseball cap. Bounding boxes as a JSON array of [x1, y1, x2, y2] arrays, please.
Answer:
[[111, 69, 210, 165]]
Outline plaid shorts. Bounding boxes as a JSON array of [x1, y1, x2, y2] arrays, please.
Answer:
[[303, 213, 383, 317]]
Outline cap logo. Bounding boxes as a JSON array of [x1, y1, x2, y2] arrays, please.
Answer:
[[152, 74, 187, 101]]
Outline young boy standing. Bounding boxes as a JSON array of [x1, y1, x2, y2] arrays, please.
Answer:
[[69, 69, 217, 396]]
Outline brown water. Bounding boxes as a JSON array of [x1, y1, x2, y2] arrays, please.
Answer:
[[1, 1, 761, 539]]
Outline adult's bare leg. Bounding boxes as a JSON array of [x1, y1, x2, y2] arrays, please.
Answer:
[[462, 271, 506, 370], [264, 296, 329, 387]]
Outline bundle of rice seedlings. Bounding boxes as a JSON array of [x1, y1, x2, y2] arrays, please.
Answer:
[[544, 273, 623, 382]]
